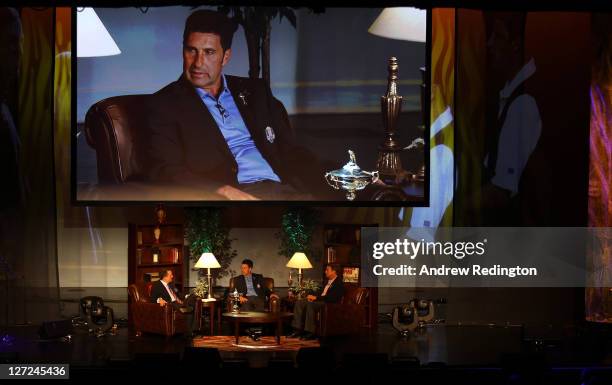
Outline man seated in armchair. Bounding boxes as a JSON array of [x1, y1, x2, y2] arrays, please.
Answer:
[[145, 10, 329, 201], [289, 263, 344, 340], [150, 269, 197, 337], [233, 258, 278, 311]]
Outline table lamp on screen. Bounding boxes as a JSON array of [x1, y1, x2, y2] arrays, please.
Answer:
[[368, 7, 428, 182], [77, 7, 121, 57], [368, 7, 426, 43]]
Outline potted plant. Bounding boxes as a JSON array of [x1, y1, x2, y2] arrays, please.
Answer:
[[185, 208, 237, 282], [214, 6, 324, 86], [190, 277, 210, 299], [276, 207, 320, 260], [289, 278, 320, 299]]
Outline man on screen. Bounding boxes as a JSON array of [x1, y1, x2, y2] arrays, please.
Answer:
[[146, 10, 326, 200], [480, 11, 545, 224]]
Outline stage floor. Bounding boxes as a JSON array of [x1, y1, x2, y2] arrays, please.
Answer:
[[1, 322, 610, 369]]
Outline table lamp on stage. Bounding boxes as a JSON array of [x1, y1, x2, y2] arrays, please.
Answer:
[[195, 252, 221, 300], [286, 252, 312, 287]]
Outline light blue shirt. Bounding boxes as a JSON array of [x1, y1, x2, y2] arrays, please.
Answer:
[[195, 75, 281, 184], [244, 274, 257, 297]]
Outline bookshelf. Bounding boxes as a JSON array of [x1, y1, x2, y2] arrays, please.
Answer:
[[128, 223, 185, 290], [323, 223, 378, 328]]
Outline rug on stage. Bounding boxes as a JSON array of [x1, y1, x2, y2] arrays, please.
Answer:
[[192, 336, 320, 351]]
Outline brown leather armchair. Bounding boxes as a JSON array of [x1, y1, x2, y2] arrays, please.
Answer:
[[84, 95, 150, 184], [315, 285, 369, 336], [128, 282, 201, 337], [83, 95, 335, 200], [226, 276, 280, 312]]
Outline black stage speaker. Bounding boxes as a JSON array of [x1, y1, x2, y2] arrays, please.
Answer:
[[38, 319, 73, 339]]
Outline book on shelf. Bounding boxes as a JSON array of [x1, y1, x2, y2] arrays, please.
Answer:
[[143, 272, 160, 282], [326, 247, 336, 263], [343, 267, 359, 283], [152, 247, 160, 264]]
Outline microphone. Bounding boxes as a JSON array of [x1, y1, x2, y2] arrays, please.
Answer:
[[215, 102, 229, 120]]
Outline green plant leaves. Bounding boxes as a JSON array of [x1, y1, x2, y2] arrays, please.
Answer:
[[185, 208, 237, 279], [276, 207, 320, 259]]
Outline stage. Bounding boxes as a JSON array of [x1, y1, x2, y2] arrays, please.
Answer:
[[1, 320, 611, 381]]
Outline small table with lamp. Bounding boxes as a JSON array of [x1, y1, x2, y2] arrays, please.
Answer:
[[194, 252, 222, 335], [198, 298, 222, 335]]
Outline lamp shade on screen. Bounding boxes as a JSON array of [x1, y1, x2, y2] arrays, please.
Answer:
[[195, 252, 221, 269], [77, 7, 121, 57], [368, 7, 427, 43], [286, 252, 313, 269]]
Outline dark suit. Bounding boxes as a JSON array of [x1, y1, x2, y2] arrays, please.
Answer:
[[150, 280, 180, 304], [145, 74, 329, 199], [292, 277, 344, 334], [149, 280, 196, 335], [233, 273, 270, 311], [315, 276, 344, 303]]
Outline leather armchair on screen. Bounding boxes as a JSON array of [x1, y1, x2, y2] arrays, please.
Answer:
[[128, 282, 202, 337], [315, 285, 369, 336], [83, 95, 150, 184], [226, 276, 280, 312]]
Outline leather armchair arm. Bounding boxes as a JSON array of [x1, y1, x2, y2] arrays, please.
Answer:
[[135, 301, 172, 317], [317, 303, 365, 336], [133, 301, 174, 335], [269, 295, 280, 313]]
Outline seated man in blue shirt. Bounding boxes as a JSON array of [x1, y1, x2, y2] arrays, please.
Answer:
[[145, 10, 328, 200], [232, 258, 277, 311]]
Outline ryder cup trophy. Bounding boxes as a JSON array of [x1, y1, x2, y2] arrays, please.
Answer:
[[325, 150, 379, 201], [230, 289, 241, 313]]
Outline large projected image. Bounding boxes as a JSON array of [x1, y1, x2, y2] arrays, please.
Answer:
[[75, 7, 429, 203]]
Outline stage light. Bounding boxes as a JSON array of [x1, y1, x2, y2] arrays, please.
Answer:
[[77, 7, 121, 57]]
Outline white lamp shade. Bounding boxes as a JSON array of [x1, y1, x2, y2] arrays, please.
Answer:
[[286, 252, 313, 269], [77, 7, 121, 57], [195, 252, 221, 269], [368, 7, 427, 43]]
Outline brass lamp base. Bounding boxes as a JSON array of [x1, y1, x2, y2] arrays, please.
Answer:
[[376, 149, 403, 182], [377, 57, 404, 182]]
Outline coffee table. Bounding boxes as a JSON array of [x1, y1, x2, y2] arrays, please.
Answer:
[[222, 311, 293, 345]]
